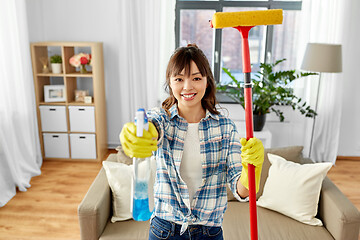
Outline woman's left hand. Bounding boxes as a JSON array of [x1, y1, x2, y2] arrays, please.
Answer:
[[239, 137, 264, 193], [240, 137, 264, 167]]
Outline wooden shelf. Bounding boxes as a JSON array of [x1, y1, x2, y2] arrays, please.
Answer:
[[67, 102, 95, 106], [36, 72, 93, 77], [37, 73, 65, 77], [30, 41, 107, 162], [39, 102, 66, 105], [38, 101, 94, 106], [41, 130, 95, 134], [66, 72, 93, 77]]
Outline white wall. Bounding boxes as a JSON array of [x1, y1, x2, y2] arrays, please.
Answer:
[[25, 0, 360, 156], [337, 1, 360, 156]]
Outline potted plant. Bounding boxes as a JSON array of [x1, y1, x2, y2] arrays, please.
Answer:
[[50, 55, 62, 74], [217, 59, 318, 131]]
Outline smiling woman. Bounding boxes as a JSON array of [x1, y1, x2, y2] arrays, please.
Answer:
[[162, 44, 219, 121], [169, 61, 208, 122], [119, 44, 266, 240]]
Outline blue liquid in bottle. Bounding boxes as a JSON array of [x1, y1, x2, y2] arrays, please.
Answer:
[[132, 180, 153, 221], [132, 109, 153, 221]]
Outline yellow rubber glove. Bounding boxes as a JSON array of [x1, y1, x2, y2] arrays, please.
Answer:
[[119, 122, 158, 158], [239, 137, 264, 193]]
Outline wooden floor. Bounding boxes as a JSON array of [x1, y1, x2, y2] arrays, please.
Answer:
[[0, 152, 359, 239], [327, 159, 360, 211], [0, 157, 105, 240]]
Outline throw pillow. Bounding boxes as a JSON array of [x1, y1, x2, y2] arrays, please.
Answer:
[[102, 161, 132, 222], [227, 146, 304, 202], [257, 153, 332, 226], [258, 146, 304, 199]]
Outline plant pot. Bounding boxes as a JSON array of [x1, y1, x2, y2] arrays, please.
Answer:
[[253, 113, 266, 131], [51, 63, 62, 74]]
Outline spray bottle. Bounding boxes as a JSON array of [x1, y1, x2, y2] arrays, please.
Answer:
[[132, 108, 154, 221]]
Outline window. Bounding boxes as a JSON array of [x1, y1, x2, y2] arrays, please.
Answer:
[[271, 10, 302, 72], [179, 9, 215, 67], [176, 0, 302, 102], [221, 7, 266, 85]]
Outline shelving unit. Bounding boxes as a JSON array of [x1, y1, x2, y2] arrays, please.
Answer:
[[30, 41, 107, 162]]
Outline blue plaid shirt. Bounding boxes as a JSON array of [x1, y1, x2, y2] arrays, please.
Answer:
[[147, 105, 244, 231]]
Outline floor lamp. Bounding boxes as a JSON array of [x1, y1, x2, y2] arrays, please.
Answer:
[[301, 43, 342, 158]]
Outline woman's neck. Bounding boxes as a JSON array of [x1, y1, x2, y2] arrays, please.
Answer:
[[178, 104, 206, 123]]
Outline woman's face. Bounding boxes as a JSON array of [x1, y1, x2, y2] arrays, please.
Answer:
[[169, 60, 208, 111]]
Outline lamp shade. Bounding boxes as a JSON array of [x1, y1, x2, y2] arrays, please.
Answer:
[[301, 43, 342, 73]]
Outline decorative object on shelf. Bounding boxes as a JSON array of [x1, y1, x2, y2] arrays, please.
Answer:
[[75, 90, 89, 102], [44, 85, 66, 102], [217, 59, 318, 131], [50, 55, 62, 74], [69, 53, 92, 74], [301, 43, 342, 157], [84, 96, 92, 104], [39, 57, 50, 73]]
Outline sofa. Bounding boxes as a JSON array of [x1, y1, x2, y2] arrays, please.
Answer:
[[78, 146, 360, 240]]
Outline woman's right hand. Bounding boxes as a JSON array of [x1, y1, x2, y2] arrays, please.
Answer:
[[119, 122, 159, 158]]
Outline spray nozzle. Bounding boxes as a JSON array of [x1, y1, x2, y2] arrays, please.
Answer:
[[135, 108, 149, 137]]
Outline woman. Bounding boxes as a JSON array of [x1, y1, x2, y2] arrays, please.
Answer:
[[120, 44, 264, 240]]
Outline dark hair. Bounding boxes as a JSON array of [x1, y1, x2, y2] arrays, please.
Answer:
[[162, 44, 219, 115]]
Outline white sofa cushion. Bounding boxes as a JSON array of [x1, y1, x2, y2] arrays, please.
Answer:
[[103, 161, 132, 222], [257, 153, 332, 226]]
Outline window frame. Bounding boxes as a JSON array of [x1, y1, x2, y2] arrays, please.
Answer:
[[175, 0, 302, 103]]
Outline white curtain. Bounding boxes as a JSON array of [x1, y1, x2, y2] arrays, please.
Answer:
[[298, 0, 347, 163], [0, 0, 42, 206], [117, 0, 175, 125]]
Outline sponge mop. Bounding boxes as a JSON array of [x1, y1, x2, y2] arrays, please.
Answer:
[[210, 9, 283, 240], [211, 9, 283, 28]]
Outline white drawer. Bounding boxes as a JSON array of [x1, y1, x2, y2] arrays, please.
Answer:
[[43, 133, 69, 158], [39, 106, 68, 132], [70, 134, 97, 159], [69, 106, 95, 132]]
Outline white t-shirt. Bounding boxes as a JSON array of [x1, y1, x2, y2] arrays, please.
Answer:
[[180, 123, 202, 206]]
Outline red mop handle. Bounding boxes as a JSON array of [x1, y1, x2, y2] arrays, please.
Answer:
[[245, 88, 257, 240], [235, 26, 258, 240]]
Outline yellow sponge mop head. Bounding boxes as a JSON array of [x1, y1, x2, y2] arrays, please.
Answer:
[[212, 9, 283, 28]]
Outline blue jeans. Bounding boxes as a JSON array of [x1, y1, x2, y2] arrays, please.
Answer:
[[149, 216, 224, 240]]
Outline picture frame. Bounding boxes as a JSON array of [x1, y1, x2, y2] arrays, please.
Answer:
[[44, 85, 66, 102], [75, 90, 89, 102]]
